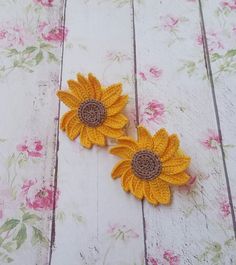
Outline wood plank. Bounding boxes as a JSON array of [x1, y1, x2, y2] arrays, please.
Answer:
[[133, 0, 236, 264], [200, 0, 236, 237], [51, 1, 145, 264], [0, 0, 64, 264]]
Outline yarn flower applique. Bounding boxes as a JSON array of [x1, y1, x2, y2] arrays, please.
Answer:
[[110, 126, 191, 205], [57, 73, 128, 148]]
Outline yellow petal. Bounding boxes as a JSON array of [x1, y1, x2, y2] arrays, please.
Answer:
[[98, 125, 124, 138], [159, 172, 190, 186], [111, 160, 131, 179], [86, 127, 106, 146], [80, 126, 92, 149], [77, 73, 94, 98], [66, 116, 82, 140], [153, 128, 168, 156], [57, 91, 80, 109], [110, 145, 134, 159], [88, 73, 102, 100], [150, 178, 171, 204], [121, 169, 133, 192], [71, 79, 89, 100], [101, 83, 122, 107], [60, 110, 77, 131], [118, 136, 138, 151], [137, 126, 153, 149], [69, 124, 82, 141], [143, 182, 158, 205], [161, 134, 179, 162], [162, 157, 190, 175], [129, 175, 140, 193], [103, 114, 128, 129], [176, 149, 187, 157], [67, 80, 84, 101], [107, 95, 128, 116], [131, 177, 144, 200]]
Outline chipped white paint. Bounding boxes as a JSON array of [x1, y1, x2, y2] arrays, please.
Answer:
[[133, 1, 236, 264], [0, 0, 64, 264], [51, 1, 144, 265], [201, 0, 236, 225]]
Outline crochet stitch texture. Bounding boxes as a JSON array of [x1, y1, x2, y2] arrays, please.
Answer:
[[110, 126, 191, 205], [57, 73, 128, 148]]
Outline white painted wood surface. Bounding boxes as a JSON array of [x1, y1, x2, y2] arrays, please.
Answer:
[[134, 1, 236, 264], [51, 1, 145, 264], [0, 0, 64, 264], [0, 0, 235, 265], [201, 0, 236, 226]]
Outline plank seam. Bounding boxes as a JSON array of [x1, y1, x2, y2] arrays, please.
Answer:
[[198, 0, 236, 239], [131, 0, 148, 264], [48, 0, 68, 263]]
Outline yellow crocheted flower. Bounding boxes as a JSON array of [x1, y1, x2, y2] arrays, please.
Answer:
[[110, 126, 191, 205], [57, 73, 128, 148]]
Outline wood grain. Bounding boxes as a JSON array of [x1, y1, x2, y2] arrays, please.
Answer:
[[0, 0, 64, 264], [133, 0, 236, 264], [51, 1, 236, 264], [51, 1, 144, 264], [200, 0, 236, 238]]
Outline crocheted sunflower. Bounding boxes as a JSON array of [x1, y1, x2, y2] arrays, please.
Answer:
[[110, 126, 191, 205], [57, 73, 128, 148]]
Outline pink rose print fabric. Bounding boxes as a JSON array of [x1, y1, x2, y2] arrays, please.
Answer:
[[219, 198, 231, 218], [221, 0, 236, 10], [38, 22, 68, 42], [34, 0, 54, 7], [148, 257, 159, 265], [148, 249, 180, 265], [217, 189, 236, 218], [197, 32, 224, 52], [163, 250, 180, 265], [160, 15, 179, 31], [0, 22, 35, 48], [200, 129, 221, 150], [22, 179, 59, 211], [0, 21, 68, 48], [130, 99, 165, 130], [17, 139, 44, 158], [0, 3, 69, 77], [139, 66, 163, 82]]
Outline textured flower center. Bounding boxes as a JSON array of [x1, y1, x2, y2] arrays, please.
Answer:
[[78, 99, 107, 127], [131, 150, 162, 180]]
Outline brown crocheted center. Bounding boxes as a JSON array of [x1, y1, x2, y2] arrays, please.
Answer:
[[131, 150, 162, 180], [78, 99, 106, 127]]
